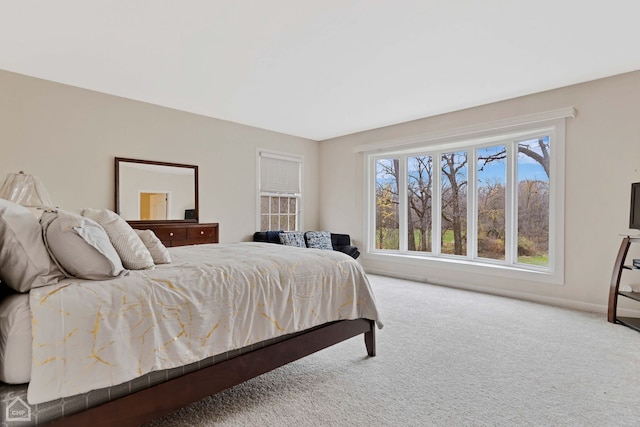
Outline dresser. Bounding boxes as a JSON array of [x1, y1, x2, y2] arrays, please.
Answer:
[[130, 222, 219, 247]]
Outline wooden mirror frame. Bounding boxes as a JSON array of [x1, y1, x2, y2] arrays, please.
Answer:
[[115, 157, 199, 225]]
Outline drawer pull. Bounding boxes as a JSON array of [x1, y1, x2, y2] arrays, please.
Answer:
[[200, 230, 204, 235], [169, 232, 174, 237]]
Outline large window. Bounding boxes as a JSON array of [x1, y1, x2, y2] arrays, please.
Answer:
[[367, 115, 567, 283], [258, 151, 302, 231]]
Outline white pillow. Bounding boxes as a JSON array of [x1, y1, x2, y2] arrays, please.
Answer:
[[0, 199, 63, 292], [135, 229, 172, 264], [81, 208, 154, 270], [40, 210, 127, 280]]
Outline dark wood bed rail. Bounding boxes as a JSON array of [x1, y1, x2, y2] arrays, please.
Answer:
[[44, 319, 376, 427]]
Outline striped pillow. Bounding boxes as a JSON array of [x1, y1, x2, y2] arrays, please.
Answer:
[[81, 208, 154, 270], [135, 229, 171, 264]]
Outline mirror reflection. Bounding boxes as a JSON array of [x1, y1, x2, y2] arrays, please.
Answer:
[[116, 158, 198, 222]]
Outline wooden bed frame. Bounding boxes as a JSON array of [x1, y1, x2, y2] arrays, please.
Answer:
[[43, 318, 376, 427], [0, 214, 377, 426]]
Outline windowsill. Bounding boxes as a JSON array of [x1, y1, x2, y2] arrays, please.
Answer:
[[362, 251, 563, 285]]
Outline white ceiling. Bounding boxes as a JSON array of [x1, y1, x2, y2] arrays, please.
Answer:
[[1, 1, 639, 141]]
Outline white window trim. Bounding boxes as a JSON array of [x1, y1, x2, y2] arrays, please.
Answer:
[[256, 149, 304, 231], [362, 109, 571, 285], [354, 107, 575, 153]]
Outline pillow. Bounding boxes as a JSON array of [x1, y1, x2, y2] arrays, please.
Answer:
[[305, 231, 333, 250], [0, 199, 63, 292], [40, 210, 127, 280], [81, 208, 154, 270], [279, 231, 306, 248], [135, 229, 171, 264]]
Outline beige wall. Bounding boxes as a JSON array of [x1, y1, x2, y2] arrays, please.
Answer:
[[319, 70, 640, 314], [0, 70, 320, 243]]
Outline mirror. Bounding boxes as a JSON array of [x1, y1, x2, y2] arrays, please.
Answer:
[[115, 157, 198, 224]]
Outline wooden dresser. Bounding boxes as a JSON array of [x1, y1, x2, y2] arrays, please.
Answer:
[[130, 222, 219, 247]]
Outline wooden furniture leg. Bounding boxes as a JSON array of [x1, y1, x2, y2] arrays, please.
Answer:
[[608, 237, 631, 323], [365, 320, 376, 357]]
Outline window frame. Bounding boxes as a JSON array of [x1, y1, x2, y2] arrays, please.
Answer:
[[257, 150, 303, 232], [364, 117, 566, 285]]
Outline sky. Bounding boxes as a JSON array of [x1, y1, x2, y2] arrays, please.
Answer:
[[379, 136, 550, 187]]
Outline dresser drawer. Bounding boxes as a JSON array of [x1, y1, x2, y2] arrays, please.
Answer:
[[152, 227, 187, 242], [130, 222, 219, 247], [187, 226, 216, 241]]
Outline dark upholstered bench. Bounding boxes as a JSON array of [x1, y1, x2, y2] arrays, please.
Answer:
[[252, 231, 360, 259]]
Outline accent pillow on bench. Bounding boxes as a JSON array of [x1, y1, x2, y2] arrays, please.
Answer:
[[252, 230, 360, 259], [304, 231, 333, 250], [279, 231, 306, 247]]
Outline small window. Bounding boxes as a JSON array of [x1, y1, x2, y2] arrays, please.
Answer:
[[258, 151, 302, 231]]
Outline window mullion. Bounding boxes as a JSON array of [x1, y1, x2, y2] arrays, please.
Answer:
[[399, 156, 408, 253], [432, 151, 442, 255], [468, 149, 478, 259], [368, 159, 375, 252], [505, 143, 516, 264]]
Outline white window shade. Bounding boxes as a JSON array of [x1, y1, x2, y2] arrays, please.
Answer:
[[260, 154, 301, 194]]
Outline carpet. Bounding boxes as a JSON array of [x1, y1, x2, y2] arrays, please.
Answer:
[[147, 274, 640, 426]]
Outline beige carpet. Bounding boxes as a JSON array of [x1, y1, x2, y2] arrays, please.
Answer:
[[148, 274, 640, 426]]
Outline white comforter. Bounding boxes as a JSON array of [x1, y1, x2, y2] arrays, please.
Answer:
[[27, 242, 381, 404]]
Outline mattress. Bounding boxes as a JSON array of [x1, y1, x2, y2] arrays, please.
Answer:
[[0, 293, 31, 384]]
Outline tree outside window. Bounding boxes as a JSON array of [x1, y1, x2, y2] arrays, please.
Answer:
[[372, 135, 551, 269]]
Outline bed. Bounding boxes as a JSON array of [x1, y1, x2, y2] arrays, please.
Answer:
[[0, 201, 382, 426]]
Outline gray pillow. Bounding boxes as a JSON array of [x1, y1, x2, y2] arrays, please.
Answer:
[[41, 210, 127, 280], [279, 231, 306, 248], [305, 231, 333, 250], [0, 199, 63, 292]]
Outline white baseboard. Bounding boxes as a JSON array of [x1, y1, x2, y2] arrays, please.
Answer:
[[364, 268, 640, 318]]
